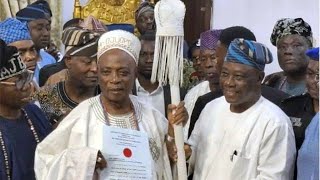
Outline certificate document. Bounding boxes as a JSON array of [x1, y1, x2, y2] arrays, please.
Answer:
[[100, 126, 152, 180]]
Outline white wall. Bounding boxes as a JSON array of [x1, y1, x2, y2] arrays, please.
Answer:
[[212, 0, 319, 75], [62, 0, 90, 25], [61, 0, 90, 53], [62, 0, 319, 75]]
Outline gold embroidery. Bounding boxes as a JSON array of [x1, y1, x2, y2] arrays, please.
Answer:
[[74, 0, 140, 25]]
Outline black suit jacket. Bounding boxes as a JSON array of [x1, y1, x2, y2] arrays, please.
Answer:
[[280, 93, 315, 149]]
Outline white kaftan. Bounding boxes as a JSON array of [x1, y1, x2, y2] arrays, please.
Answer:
[[34, 95, 172, 180], [183, 81, 210, 141], [188, 96, 296, 180]]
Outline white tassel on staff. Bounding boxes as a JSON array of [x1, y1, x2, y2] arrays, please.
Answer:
[[151, 36, 184, 86], [152, 0, 187, 179]]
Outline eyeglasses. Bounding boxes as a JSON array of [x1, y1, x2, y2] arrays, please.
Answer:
[[307, 70, 319, 82], [0, 70, 34, 90]]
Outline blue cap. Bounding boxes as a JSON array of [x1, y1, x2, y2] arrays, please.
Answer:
[[306, 47, 319, 61], [225, 38, 273, 71], [0, 18, 31, 44]]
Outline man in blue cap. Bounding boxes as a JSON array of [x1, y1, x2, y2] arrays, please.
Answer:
[[281, 47, 319, 180], [16, 0, 56, 84], [0, 18, 38, 73], [187, 26, 289, 140], [169, 39, 296, 179], [296, 47, 319, 180], [281, 47, 319, 150]]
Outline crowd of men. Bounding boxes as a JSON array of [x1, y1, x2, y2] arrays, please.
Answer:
[[0, 0, 318, 180]]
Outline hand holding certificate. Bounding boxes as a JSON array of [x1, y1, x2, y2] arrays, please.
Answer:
[[100, 126, 152, 180], [95, 151, 107, 170]]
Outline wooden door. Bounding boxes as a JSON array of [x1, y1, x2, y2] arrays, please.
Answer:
[[183, 0, 212, 44], [152, 0, 212, 44]]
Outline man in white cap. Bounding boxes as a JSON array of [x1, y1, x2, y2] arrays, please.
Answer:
[[34, 30, 187, 180]]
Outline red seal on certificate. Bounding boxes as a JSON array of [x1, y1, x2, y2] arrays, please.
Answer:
[[123, 148, 132, 158]]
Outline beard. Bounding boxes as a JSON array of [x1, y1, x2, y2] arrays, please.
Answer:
[[139, 71, 152, 80], [284, 65, 307, 77]]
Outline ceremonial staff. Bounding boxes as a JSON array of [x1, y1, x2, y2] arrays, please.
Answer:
[[151, 0, 187, 179]]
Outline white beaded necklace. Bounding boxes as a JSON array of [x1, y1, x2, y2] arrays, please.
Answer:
[[0, 109, 40, 180], [107, 112, 137, 130], [100, 97, 139, 131]]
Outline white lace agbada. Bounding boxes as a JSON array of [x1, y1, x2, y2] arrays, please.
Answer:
[[34, 95, 172, 180]]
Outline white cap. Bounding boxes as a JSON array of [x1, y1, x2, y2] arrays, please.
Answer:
[[152, 0, 186, 86], [154, 0, 185, 36], [98, 30, 141, 63]]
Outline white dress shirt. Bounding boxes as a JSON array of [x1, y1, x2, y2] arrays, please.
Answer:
[[135, 79, 166, 116], [188, 96, 296, 180]]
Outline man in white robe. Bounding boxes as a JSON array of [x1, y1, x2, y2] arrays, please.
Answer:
[[34, 30, 187, 180], [183, 29, 221, 140], [171, 38, 296, 179], [183, 80, 209, 140]]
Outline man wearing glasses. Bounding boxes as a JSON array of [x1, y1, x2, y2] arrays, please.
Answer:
[[0, 39, 52, 180], [281, 47, 319, 150], [296, 47, 319, 180]]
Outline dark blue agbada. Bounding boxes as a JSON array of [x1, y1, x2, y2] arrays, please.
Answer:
[[0, 103, 52, 180]]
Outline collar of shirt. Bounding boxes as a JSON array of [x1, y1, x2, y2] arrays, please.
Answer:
[[135, 79, 166, 115], [135, 79, 163, 95], [39, 49, 56, 67]]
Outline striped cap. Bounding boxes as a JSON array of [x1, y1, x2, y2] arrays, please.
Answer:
[[16, 0, 52, 23], [226, 38, 273, 71], [61, 27, 100, 58], [135, 2, 154, 20]]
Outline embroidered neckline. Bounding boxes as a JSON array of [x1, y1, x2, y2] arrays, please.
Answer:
[[57, 82, 78, 109], [58, 82, 100, 109]]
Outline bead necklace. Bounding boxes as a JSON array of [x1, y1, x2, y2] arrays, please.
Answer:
[[107, 112, 137, 130], [99, 97, 140, 131], [0, 109, 40, 180], [0, 131, 9, 180]]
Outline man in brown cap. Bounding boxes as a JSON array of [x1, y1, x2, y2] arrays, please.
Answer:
[[32, 27, 101, 127]]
